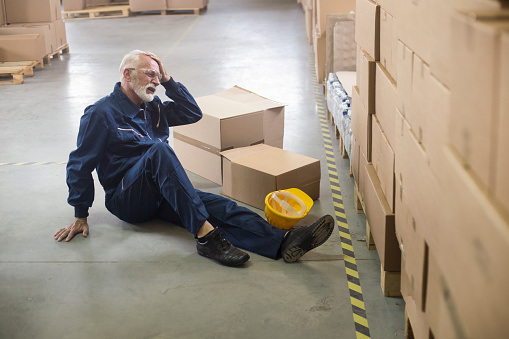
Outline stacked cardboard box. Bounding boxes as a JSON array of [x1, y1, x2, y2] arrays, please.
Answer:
[[325, 13, 356, 78], [0, 0, 67, 62], [129, 0, 208, 13], [173, 86, 285, 185], [312, 0, 356, 83], [352, 0, 401, 295], [351, 0, 509, 336], [0, 0, 5, 26], [173, 85, 322, 210]]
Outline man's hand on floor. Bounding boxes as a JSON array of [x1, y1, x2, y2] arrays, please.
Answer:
[[54, 217, 89, 242]]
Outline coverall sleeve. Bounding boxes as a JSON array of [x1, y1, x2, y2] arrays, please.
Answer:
[[159, 78, 203, 127], [66, 106, 109, 218]]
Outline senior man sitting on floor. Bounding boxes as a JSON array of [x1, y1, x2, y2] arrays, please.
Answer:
[[55, 50, 335, 267]]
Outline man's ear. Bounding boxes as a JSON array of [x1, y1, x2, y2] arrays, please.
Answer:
[[123, 68, 132, 82]]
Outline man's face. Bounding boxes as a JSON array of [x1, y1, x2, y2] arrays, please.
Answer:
[[131, 55, 161, 103]]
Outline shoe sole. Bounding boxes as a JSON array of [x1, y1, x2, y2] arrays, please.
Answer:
[[198, 250, 250, 267], [283, 215, 335, 263]]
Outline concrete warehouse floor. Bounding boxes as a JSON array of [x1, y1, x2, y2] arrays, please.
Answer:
[[0, 0, 405, 338]]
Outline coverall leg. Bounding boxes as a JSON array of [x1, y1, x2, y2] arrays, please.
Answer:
[[105, 142, 286, 259]]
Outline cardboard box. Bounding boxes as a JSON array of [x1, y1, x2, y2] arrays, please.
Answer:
[[363, 164, 399, 271], [0, 34, 46, 62], [357, 145, 368, 203], [371, 115, 394, 212], [436, 146, 509, 339], [129, 0, 166, 12], [333, 20, 357, 72], [335, 71, 356, 98], [305, 7, 313, 45], [62, 0, 86, 11], [429, 0, 503, 87], [173, 86, 285, 185], [377, 0, 395, 16], [424, 252, 441, 336], [354, 0, 379, 61], [395, 42, 451, 178], [54, 19, 68, 49], [395, 0, 431, 63], [86, 0, 111, 6], [374, 62, 397, 147], [426, 75, 451, 178], [495, 30, 509, 219], [316, 0, 356, 37], [313, 32, 327, 83], [0, 24, 55, 55], [401, 272, 432, 339], [166, 0, 208, 9], [394, 110, 443, 258], [407, 54, 431, 146], [351, 85, 372, 162], [0, 0, 5, 25], [396, 41, 412, 118], [356, 48, 376, 114], [449, 16, 509, 191], [325, 13, 356, 76], [379, 8, 397, 82], [5, 0, 61, 23], [351, 136, 360, 185], [396, 174, 427, 311], [220, 144, 320, 210]]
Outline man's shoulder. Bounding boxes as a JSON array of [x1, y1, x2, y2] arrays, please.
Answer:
[[84, 93, 117, 115]]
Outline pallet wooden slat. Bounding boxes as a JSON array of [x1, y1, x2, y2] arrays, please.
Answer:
[[44, 44, 70, 66], [161, 7, 204, 15], [381, 264, 402, 297], [62, 5, 130, 20], [0, 59, 44, 85]]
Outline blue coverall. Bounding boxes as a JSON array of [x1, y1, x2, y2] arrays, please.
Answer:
[[66, 79, 286, 259]]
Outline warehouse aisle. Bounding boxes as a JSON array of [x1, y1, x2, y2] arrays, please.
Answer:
[[0, 0, 405, 338]]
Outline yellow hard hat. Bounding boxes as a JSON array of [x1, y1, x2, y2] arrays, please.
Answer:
[[264, 188, 314, 230]]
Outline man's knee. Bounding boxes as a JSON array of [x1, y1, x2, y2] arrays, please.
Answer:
[[146, 142, 182, 171], [149, 141, 175, 156]]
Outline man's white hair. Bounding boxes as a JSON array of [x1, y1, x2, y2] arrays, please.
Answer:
[[119, 50, 146, 81]]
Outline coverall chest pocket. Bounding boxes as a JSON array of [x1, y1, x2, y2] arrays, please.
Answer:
[[116, 127, 143, 143]]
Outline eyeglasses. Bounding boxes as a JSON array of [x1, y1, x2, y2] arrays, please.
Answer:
[[129, 68, 162, 81]]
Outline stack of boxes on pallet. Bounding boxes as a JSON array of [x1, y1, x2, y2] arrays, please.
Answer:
[[351, 0, 509, 337], [129, 0, 208, 14], [300, 0, 356, 84], [0, 0, 67, 64], [62, 0, 115, 11], [62, 0, 208, 16]]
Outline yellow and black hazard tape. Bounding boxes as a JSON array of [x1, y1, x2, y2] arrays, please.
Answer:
[[311, 55, 370, 339], [0, 162, 66, 166]]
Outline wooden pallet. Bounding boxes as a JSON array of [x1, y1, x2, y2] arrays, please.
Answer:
[[354, 182, 365, 214], [381, 264, 401, 297], [132, 6, 207, 16], [44, 44, 70, 66], [366, 220, 376, 250], [62, 5, 130, 19], [0, 60, 44, 85], [161, 6, 207, 15]]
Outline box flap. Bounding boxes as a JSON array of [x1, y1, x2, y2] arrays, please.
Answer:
[[196, 95, 258, 119], [221, 144, 319, 176], [214, 86, 286, 111]]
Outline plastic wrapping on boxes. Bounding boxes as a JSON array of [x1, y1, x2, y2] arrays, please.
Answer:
[[326, 73, 353, 157]]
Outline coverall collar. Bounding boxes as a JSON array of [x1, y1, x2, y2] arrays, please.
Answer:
[[112, 82, 152, 118]]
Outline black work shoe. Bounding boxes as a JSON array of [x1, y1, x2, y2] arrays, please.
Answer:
[[281, 215, 335, 263], [196, 228, 250, 267]]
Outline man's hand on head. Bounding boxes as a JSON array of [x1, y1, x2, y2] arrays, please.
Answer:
[[54, 217, 89, 242], [144, 51, 171, 83]]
